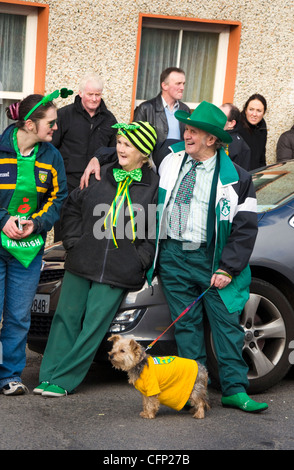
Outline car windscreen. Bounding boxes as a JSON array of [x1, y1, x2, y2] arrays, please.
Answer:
[[252, 161, 294, 212]]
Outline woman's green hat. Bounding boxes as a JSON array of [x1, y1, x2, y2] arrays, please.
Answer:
[[112, 121, 157, 156], [175, 101, 232, 143]]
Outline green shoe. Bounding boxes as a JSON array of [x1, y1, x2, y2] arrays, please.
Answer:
[[221, 393, 268, 413], [41, 384, 67, 397], [33, 381, 49, 395]]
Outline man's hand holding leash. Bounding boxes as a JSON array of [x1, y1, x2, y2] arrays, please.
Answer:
[[211, 270, 232, 289]]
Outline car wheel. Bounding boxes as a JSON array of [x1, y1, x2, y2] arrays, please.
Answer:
[[205, 278, 294, 394]]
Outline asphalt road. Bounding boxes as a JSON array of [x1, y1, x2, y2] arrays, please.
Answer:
[[1, 348, 293, 454]]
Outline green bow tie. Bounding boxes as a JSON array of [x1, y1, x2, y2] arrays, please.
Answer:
[[105, 167, 142, 248], [113, 168, 142, 183]]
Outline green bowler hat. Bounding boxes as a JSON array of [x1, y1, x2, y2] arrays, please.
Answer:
[[175, 100, 232, 144]]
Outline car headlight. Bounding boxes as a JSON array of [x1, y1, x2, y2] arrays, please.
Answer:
[[109, 308, 145, 332]]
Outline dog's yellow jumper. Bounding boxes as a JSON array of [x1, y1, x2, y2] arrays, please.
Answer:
[[134, 356, 198, 411]]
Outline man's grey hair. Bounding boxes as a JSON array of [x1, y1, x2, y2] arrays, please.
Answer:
[[214, 137, 225, 150], [207, 133, 225, 150], [79, 72, 104, 92]]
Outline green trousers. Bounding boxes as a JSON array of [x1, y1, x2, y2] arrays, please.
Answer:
[[39, 271, 125, 392], [158, 238, 249, 397]]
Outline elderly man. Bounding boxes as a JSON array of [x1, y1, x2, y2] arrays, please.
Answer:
[[52, 72, 117, 240], [147, 101, 268, 413], [133, 67, 190, 142]]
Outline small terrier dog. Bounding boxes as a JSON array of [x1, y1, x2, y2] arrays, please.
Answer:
[[108, 334, 210, 419]]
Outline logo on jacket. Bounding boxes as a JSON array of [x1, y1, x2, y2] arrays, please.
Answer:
[[39, 170, 48, 183], [153, 356, 176, 365], [221, 199, 230, 217]]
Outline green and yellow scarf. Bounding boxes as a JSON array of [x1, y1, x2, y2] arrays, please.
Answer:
[[103, 167, 142, 248]]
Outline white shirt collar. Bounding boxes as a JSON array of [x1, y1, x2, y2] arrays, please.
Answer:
[[186, 152, 217, 172]]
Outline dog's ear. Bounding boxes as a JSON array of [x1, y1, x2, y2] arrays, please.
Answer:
[[130, 339, 141, 353], [108, 334, 121, 343]]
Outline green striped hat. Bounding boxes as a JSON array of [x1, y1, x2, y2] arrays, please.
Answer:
[[112, 121, 157, 156]]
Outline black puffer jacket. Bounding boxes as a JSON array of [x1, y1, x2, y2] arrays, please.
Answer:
[[52, 95, 117, 188], [237, 119, 267, 171], [226, 128, 251, 171], [133, 93, 190, 143], [60, 160, 159, 290]]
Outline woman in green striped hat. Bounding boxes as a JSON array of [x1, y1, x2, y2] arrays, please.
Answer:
[[35, 121, 159, 397]]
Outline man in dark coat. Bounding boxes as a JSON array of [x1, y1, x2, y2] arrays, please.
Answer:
[[52, 72, 117, 240], [133, 67, 190, 143], [276, 124, 294, 161]]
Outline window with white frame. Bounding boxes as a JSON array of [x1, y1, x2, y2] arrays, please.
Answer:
[[0, 3, 38, 132], [135, 18, 230, 110]]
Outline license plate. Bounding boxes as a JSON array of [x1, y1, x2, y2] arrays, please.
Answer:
[[31, 294, 50, 314]]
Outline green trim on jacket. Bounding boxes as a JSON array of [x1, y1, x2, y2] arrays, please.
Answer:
[[147, 143, 257, 314]]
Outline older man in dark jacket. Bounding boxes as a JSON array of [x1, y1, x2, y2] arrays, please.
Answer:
[[52, 73, 117, 192], [52, 72, 117, 240]]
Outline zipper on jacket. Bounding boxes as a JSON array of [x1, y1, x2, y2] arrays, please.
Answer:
[[99, 237, 111, 283]]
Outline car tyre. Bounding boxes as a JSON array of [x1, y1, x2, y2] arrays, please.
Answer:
[[205, 278, 294, 394]]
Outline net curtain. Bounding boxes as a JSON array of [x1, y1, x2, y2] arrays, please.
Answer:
[[0, 13, 26, 132], [136, 27, 219, 105]]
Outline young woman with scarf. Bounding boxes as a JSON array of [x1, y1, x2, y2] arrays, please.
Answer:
[[0, 92, 68, 395]]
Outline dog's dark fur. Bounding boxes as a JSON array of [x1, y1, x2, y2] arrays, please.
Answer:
[[108, 334, 210, 419]]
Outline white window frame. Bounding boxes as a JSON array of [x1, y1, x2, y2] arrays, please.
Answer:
[[135, 18, 230, 109], [0, 3, 38, 102]]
